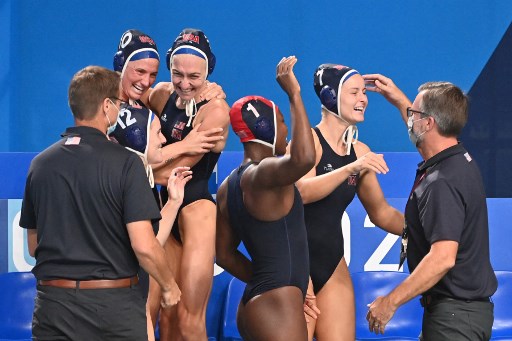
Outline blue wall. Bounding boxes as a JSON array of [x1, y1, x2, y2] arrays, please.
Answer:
[[2, 1, 511, 151], [2, 151, 511, 339], [3, 151, 512, 274]]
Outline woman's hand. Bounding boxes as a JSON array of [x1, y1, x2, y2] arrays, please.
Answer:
[[166, 166, 193, 205], [276, 56, 300, 98]]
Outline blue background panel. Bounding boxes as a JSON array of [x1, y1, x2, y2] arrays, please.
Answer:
[[3, 151, 510, 273], [2, 1, 512, 153], [2, 151, 510, 339]]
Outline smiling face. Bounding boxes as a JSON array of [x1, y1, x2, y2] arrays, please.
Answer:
[[338, 74, 368, 124], [146, 117, 166, 164], [170, 54, 207, 101], [121, 58, 159, 101]]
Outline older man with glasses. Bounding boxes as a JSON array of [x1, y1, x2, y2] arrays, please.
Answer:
[[362, 74, 497, 341]]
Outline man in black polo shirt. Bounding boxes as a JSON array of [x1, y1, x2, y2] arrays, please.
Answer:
[[363, 75, 497, 340], [19, 66, 180, 340]]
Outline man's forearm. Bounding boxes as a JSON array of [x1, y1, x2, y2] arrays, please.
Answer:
[[136, 239, 176, 290], [388, 244, 455, 308]]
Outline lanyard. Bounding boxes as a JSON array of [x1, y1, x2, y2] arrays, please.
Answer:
[[399, 169, 428, 270]]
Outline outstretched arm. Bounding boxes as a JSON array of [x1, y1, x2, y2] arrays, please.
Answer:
[[363, 74, 412, 124], [247, 56, 315, 188]]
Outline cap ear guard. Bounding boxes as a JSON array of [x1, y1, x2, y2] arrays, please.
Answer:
[[319, 85, 337, 111], [253, 116, 274, 142], [113, 50, 125, 72], [123, 124, 147, 154], [207, 52, 216, 76], [109, 106, 152, 156], [165, 48, 172, 70]]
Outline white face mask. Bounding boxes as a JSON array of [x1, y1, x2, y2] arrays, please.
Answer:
[[106, 100, 121, 135], [407, 115, 427, 146]]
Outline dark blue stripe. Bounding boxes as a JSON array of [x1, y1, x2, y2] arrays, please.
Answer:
[[130, 50, 159, 61], [173, 47, 206, 60]]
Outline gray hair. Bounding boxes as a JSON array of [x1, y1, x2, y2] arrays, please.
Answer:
[[418, 81, 468, 137]]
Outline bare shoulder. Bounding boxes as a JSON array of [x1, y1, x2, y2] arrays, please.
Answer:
[[311, 127, 321, 150], [148, 82, 173, 115], [198, 98, 230, 126], [354, 140, 371, 158], [204, 98, 230, 113]]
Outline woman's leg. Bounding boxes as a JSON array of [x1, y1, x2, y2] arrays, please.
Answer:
[[174, 200, 216, 341], [148, 277, 161, 330], [237, 286, 308, 341], [158, 233, 183, 341], [147, 304, 156, 341], [313, 258, 355, 341]]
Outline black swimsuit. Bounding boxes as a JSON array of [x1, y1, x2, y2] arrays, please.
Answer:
[[304, 127, 359, 294], [226, 163, 309, 304], [160, 92, 220, 243]]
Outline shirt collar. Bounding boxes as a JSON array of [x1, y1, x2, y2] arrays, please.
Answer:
[[61, 126, 106, 138], [417, 142, 466, 172]]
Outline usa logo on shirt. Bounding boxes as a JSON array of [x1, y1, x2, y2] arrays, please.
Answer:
[[171, 121, 187, 140], [348, 174, 358, 186]]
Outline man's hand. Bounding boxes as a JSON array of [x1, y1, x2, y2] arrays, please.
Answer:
[[363, 74, 411, 110], [366, 295, 397, 335], [161, 279, 181, 308]]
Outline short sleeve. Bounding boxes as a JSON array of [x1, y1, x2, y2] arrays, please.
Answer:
[[417, 179, 464, 244], [19, 167, 36, 229], [122, 155, 161, 225]]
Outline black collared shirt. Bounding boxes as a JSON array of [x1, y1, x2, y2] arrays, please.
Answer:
[[405, 143, 497, 299], [20, 126, 161, 280]]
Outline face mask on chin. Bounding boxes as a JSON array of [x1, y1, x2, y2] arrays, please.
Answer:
[[407, 115, 427, 146]]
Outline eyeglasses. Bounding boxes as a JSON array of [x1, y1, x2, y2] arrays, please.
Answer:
[[109, 97, 129, 109], [406, 107, 428, 118]]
